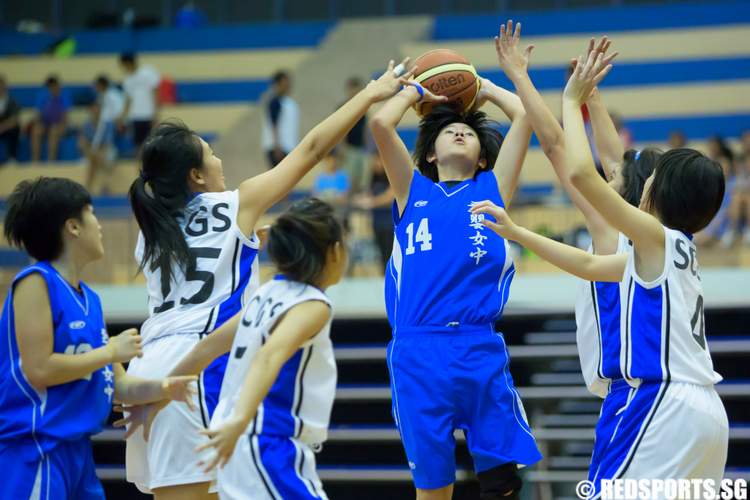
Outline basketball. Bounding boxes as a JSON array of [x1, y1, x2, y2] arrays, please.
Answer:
[[412, 48, 480, 117]]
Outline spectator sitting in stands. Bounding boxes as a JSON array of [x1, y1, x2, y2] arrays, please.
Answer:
[[30, 75, 71, 162], [0, 75, 21, 165], [118, 52, 160, 157], [724, 130, 750, 247], [668, 129, 687, 149], [79, 103, 117, 192], [353, 154, 395, 274], [313, 150, 351, 220], [697, 135, 736, 246], [174, 1, 207, 28], [261, 71, 299, 168]]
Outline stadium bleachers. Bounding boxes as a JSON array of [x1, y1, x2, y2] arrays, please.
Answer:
[[0, 20, 333, 162]]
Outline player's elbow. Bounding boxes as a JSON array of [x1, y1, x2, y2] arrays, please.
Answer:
[[24, 365, 51, 390], [369, 113, 394, 135]]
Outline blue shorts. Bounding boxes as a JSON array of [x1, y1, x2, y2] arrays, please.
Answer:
[[386, 327, 542, 489], [0, 436, 104, 499]]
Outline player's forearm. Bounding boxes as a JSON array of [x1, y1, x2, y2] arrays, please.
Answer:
[[28, 346, 114, 389], [300, 88, 379, 162], [511, 73, 564, 156], [370, 87, 420, 131], [114, 375, 167, 405], [586, 89, 623, 180], [511, 226, 604, 281], [232, 347, 287, 426], [562, 98, 599, 185], [169, 314, 240, 377], [484, 82, 525, 121]]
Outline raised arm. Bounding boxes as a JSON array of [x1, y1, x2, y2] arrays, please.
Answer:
[[471, 200, 626, 282], [196, 301, 331, 471], [496, 22, 619, 253], [169, 312, 242, 377], [237, 60, 414, 235], [586, 76, 624, 180], [563, 50, 665, 264], [475, 78, 532, 206], [370, 84, 447, 214]]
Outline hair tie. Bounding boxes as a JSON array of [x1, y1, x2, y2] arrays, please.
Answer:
[[634, 150, 642, 161]]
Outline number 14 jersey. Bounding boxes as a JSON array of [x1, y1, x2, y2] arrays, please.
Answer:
[[136, 190, 260, 344], [386, 170, 515, 331]]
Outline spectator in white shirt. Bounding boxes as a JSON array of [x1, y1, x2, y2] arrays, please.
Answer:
[[261, 71, 299, 168], [118, 52, 160, 154]]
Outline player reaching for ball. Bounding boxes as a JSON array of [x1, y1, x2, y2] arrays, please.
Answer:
[[472, 46, 728, 497], [121, 60, 417, 500], [369, 46, 542, 499]]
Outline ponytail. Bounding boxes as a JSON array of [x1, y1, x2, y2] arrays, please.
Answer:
[[128, 120, 204, 283]]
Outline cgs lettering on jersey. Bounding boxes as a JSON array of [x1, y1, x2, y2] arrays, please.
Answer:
[[241, 294, 285, 329], [185, 202, 231, 236]]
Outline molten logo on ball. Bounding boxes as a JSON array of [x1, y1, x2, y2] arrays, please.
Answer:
[[427, 74, 466, 93]]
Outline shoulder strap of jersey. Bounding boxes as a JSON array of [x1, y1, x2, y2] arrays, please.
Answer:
[[394, 169, 433, 227]]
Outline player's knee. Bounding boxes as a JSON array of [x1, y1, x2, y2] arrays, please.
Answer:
[[477, 462, 522, 500]]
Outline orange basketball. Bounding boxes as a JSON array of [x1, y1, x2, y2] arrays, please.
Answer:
[[412, 49, 480, 117]]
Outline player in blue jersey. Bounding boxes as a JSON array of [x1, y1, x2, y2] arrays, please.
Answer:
[[369, 40, 542, 499], [124, 61, 418, 499], [473, 47, 728, 495], [0, 177, 197, 500]]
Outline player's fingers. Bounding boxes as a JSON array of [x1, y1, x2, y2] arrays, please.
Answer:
[[195, 438, 218, 453], [124, 423, 142, 439], [202, 453, 222, 473], [184, 395, 197, 412], [602, 51, 619, 66], [113, 416, 131, 428], [513, 21, 521, 41], [524, 44, 535, 59], [592, 65, 613, 86], [387, 59, 394, 72]]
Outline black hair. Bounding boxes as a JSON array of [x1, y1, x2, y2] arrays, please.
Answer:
[[413, 104, 502, 183], [45, 74, 60, 87], [128, 120, 204, 283], [618, 148, 661, 207], [120, 52, 136, 65], [4, 177, 92, 261], [272, 71, 289, 85], [709, 135, 734, 162], [95, 74, 110, 88], [267, 198, 344, 285], [643, 148, 725, 234]]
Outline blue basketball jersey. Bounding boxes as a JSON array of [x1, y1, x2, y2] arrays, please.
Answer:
[[0, 262, 113, 460], [386, 170, 515, 330]]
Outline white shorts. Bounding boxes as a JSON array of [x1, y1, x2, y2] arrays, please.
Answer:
[[590, 381, 729, 499], [125, 334, 217, 493], [218, 434, 327, 500]]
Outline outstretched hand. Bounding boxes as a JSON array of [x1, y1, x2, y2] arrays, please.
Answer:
[[469, 200, 520, 240], [568, 36, 618, 101], [564, 37, 618, 104], [365, 58, 417, 102], [113, 399, 169, 441], [495, 20, 535, 79], [195, 416, 247, 472]]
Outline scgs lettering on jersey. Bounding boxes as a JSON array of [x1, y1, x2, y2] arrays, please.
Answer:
[[185, 203, 231, 236], [674, 237, 700, 279], [241, 295, 285, 329]]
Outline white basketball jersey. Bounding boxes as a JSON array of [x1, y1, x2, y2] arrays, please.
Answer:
[[620, 227, 721, 387], [211, 277, 335, 446], [575, 233, 629, 398], [136, 190, 260, 343]]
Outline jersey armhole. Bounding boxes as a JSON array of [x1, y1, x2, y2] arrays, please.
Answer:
[[627, 226, 671, 289], [392, 169, 422, 228], [229, 189, 261, 249], [267, 299, 332, 345]]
